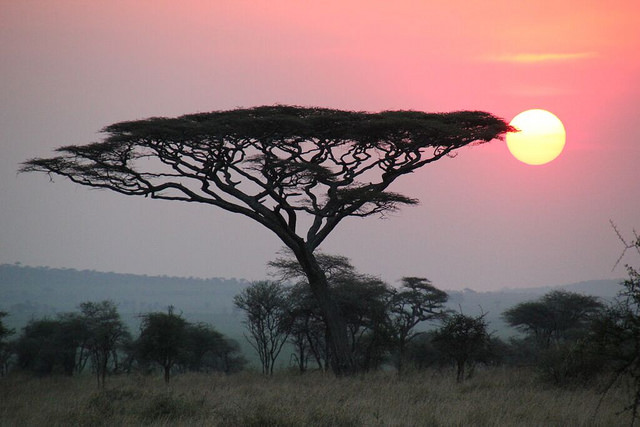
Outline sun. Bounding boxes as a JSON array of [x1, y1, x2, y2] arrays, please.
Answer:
[[506, 109, 566, 165]]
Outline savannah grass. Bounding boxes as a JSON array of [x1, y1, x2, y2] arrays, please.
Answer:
[[0, 367, 629, 426]]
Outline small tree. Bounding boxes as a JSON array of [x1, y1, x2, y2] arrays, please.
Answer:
[[79, 300, 130, 387], [234, 281, 291, 375], [387, 277, 448, 373], [179, 321, 246, 374], [432, 313, 491, 382], [135, 308, 188, 383], [182, 322, 244, 373]]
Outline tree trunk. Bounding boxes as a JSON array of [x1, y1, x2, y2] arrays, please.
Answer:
[[292, 246, 355, 376]]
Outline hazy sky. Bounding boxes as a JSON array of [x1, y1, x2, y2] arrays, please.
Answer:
[[1, 1, 639, 291]]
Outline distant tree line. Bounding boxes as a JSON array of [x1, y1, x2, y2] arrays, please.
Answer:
[[0, 300, 244, 385]]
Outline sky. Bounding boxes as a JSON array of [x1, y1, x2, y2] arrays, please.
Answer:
[[1, 1, 639, 291]]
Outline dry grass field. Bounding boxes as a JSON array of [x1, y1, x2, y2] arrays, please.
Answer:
[[0, 368, 630, 426]]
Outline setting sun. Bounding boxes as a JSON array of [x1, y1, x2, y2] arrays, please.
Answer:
[[506, 109, 566, 165]]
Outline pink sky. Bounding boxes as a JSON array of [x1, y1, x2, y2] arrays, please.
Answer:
[[1, 1, 639, 290]]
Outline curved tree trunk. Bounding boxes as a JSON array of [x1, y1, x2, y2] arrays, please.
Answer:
[[291, 246, 355, 376]]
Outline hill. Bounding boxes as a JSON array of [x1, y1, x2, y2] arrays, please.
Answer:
[[0, 264, 250, 338], [0, 263, 623, 340]]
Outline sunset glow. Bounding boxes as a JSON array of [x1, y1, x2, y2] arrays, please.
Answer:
[[506, 109, 566, 165], [1, 1, 639, 291]]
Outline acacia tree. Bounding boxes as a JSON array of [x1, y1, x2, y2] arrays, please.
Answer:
[[79, 301, 130, 387], [184, 323, 246, 374], [387, 277, 448, 373], [503, 290, 603, 349], [14, 314, 89, 376], [136, 309, 188, 383], [234, 280, 291, 376], [432, 313, 491, 382], [21, 105, 511, 375]]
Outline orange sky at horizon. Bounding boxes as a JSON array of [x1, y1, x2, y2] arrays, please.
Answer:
[[1, 1, 639, 290]]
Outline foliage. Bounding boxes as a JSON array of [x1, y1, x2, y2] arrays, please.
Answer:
[[14, 313, 89, 376], [502, 290, 605, 387], [78, 300, 131, 387], [182, 322, 246, 374], [15, 318, 63, 375], [503, 290, 604, 349], [21, 105, 512, 375], [432, 313, 491, 382], [335, 276, 389, 372], [135, 308, 188, 383], [234, 281, 291, 375], [387, 277, 448, 373], [133, 310, 246, 379], [10, 301, 242, 382]]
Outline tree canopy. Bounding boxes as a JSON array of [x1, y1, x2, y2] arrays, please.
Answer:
[[503, 290, 603, 348], [136, 309, 188, 383], [21, 106, 511, 251]]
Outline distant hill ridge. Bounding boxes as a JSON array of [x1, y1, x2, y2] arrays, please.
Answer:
[[0, 263, 623, 337], [0, 264, 250, 332]]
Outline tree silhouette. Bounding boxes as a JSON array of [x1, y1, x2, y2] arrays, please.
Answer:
[[21, 105, 511, 375], [79, 301, 130, 387], [271, 251, 390, 372], [387, 277, 448, 373], [15, 314, 89, 376], [432, 312, 490, 382], [135, 309, 188, 383], [503, 290, 603, 349], [183, 322, 246, 374], [234, 281, 291, 376]]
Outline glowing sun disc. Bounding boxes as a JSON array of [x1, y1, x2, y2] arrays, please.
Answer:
[[506, 109, 566, 165]]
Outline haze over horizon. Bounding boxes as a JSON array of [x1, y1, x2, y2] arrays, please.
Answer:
[[1, 2, 639, 291]]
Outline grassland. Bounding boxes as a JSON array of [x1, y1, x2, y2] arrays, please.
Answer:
[[0, 367, 630, 426]]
